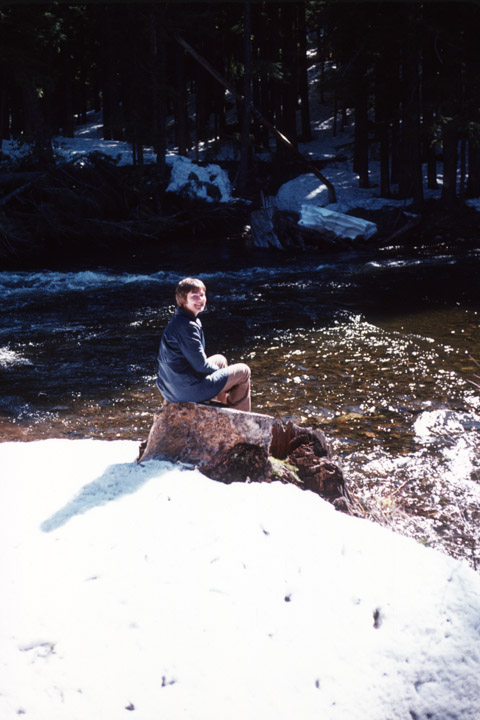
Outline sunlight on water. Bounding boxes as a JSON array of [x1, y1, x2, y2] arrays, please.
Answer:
[[251, 312, 477, 447], [244, 307, 480, 567], [0, 346, 33, 368]]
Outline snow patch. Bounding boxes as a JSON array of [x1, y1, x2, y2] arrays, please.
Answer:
[[166, 155, 232, 203]]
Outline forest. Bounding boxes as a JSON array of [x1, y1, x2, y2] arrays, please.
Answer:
[[0, 1, 479, 263]]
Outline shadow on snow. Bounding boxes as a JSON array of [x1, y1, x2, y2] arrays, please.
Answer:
[[40, 458, 172, 532]]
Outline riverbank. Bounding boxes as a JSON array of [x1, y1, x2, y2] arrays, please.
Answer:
[[1, 167, 479, 271], [0, 160, 251, 269]]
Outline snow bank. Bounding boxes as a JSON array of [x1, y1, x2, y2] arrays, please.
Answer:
[[275, 172, 330, 212], [1, 439, 480, 720], [2, 113, 479, 216], [2, 131, 233, 205], [273, 165, 410, 216], [272, 165, 400, 241]]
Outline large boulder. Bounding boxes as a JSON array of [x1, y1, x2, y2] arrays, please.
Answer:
[[138, 402, 352, 511]]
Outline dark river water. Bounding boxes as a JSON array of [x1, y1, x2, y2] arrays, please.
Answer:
[[1, 238, 480, 569]]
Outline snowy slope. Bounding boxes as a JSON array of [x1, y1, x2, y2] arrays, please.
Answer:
[[1, 439, 479, 719]]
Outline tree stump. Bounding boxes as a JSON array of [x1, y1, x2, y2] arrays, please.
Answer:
[[250, 207, 283, 249], [138, 402, 352, 512]]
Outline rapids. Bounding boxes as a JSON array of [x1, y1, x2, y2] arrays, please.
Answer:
[[1, 241, 479, 568]]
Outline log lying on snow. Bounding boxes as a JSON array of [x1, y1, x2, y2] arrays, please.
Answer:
[[249, 204, 377, 251], [299, 204, 378, 240], [138, 402, 352, 512]]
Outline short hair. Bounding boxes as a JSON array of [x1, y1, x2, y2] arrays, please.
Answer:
[[175, 277, 206, 307]]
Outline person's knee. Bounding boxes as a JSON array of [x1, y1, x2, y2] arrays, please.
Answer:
[[209, 353, 228, 369], [241, 363, 251, 381], [232, 362, 250, 381]]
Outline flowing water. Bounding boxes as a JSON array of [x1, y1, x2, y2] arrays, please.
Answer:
[[2, 239, 480, 568]]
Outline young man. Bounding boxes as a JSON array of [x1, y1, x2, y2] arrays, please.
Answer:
[[156, 278, 251, 412]]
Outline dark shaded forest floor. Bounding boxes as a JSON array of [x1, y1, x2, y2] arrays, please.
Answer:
[[1, 155, 479, 270]]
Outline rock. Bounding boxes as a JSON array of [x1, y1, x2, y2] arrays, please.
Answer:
[[138, 401, 275, 469], [138, 401, 352, 511], [288, 442, 348, 501]]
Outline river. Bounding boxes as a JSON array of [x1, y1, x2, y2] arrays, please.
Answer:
[[2, 238, 480, 569]]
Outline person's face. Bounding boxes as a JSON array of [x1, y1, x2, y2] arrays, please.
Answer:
[[184, 287, 206, 316]]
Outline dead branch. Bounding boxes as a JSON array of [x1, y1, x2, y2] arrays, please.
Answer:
[[0, 173, 46, 208]]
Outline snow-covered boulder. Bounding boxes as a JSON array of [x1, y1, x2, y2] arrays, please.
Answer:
[[166, 155, 232, 203]]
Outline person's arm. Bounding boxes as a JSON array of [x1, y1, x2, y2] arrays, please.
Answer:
[[177, 320, 219, 375]]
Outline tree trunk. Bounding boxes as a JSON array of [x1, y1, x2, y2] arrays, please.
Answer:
[[390, 111, 400, 186], [0, 12, 6, 145], [459, 136, 466, 200], [465, 11, 480, 198], [252, 4, 271, 150], [375, 60, 390, 197], [441, 118, 458, 209], [467, 135, 480, 198], [238, 0, 253, 195], [0, 65, 7, 145], [22, 79, 53, 166], [154, 14, 168, 191], [297, 2, 312, 142], [173, 42, 190, 155], [353, 55, 369, 189], [440, 43, 461, 209], [61, 39, 75, 138], [125, 7, 146, 172], [332, 85, 338, 137], [398, 39, 423, 209], [101, 7, 122, 141], [422, 27, 438, 190], [278, 3, 298, 150], [271, 5, 283, 147], [194, 20, 216, 145]]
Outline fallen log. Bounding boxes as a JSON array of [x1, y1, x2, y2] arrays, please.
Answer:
[[299, 204, 377, 240], [263, 209, 354, 251], [138, 401, 352, 512], [380, 216, 422, 245]]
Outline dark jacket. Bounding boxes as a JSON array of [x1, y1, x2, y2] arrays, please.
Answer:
[[156, 307, 228, 403]]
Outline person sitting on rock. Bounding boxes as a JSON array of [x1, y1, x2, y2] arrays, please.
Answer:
[[156, 277, 251, 412]]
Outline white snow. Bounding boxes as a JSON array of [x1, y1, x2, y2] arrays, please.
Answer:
[[414, 409, 480, 488], [1, 114, 234, 204], [166, 154, 232, 203], [299, 204, 377, 240], [1, 438, 480, 719], [2, 104, 479, 226]]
